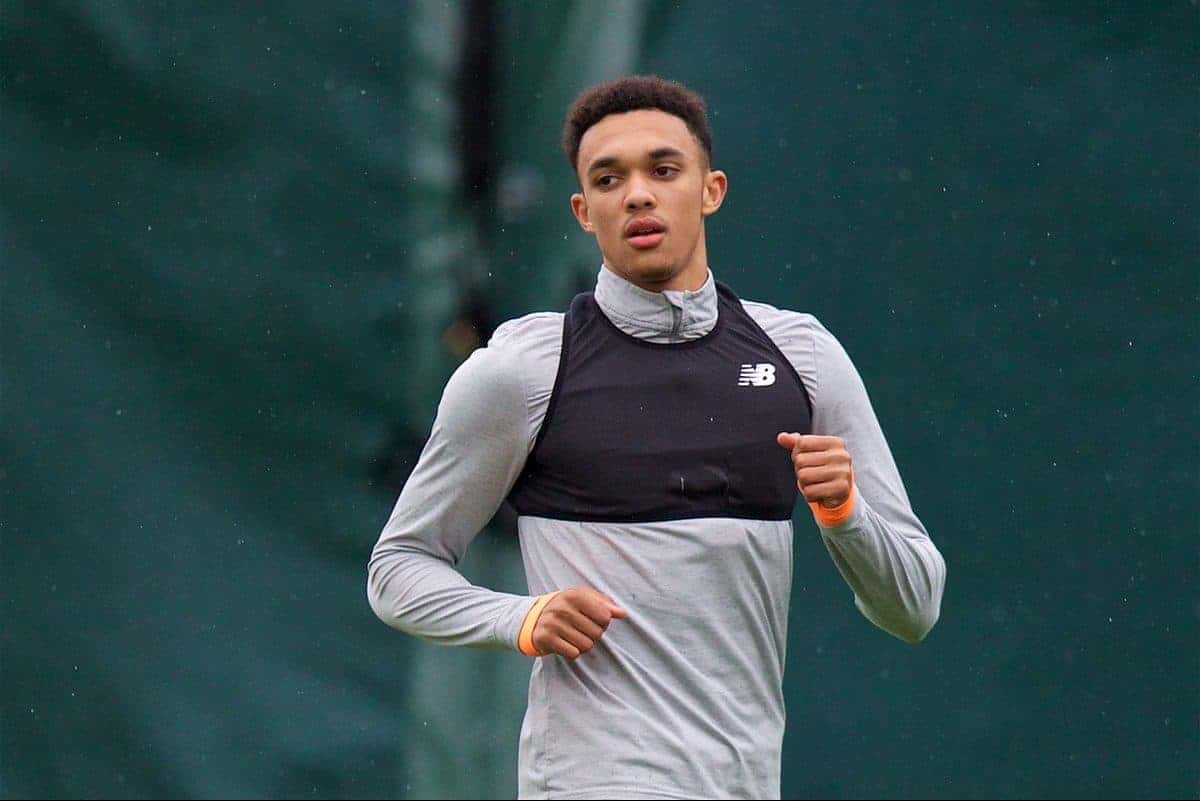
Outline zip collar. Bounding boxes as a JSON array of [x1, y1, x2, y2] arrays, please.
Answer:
[[593, 265, 718, 344]]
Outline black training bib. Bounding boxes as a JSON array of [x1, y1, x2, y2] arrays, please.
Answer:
[[507, 281, 811, 522]]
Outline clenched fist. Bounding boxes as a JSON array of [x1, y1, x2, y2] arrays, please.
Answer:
[[776, 432, 854, 509], [531, 586, 627, 660]]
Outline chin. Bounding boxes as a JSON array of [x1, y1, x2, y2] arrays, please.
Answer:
[[622, 257, 679, 285], [642, 269, 682, 288]]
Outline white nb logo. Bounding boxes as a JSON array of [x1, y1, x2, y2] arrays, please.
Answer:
[[738, 363, 776, 387]]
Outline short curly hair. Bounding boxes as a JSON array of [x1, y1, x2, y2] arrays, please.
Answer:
[[562, 75, 712, 172]]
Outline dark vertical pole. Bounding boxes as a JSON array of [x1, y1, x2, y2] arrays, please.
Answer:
[[458, 0, 498, 244]]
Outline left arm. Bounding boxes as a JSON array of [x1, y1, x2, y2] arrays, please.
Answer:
[[778, 323, 946, 643]]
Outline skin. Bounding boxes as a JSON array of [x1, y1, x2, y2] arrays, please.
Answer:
[[569, 108, 726, 292], [530, 587, 627, 660], [775, 433, 854, 510], [530, 109, 854, 661]]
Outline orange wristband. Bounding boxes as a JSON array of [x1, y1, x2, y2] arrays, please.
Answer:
[[809, 485, 856, 528], [517, 591, 561, 656]]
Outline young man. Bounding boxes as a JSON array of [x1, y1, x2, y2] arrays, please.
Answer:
[[368, 75, 946, 800]]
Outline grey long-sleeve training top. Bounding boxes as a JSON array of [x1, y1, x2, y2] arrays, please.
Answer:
[[367, 266, 946, 800]]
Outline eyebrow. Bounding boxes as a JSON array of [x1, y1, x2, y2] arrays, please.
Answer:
[[586, 146, 687, 174]]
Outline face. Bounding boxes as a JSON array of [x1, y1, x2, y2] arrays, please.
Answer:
[[571, 109, 727, 292]]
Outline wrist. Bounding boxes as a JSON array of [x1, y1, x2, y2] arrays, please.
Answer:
[[517, 591, 560, 656], [809, 485, 856, 528]]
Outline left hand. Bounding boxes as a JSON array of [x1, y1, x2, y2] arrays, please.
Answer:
[[776, 432, 853, 508]]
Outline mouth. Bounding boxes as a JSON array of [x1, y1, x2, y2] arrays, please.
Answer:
[[624, 216, 667, 250]]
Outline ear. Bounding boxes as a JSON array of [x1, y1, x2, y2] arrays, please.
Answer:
[[570, 192, 593, 232], [701, 169, 728, 217]]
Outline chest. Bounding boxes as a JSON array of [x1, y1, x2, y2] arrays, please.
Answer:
[[509, 294, 811, 522]]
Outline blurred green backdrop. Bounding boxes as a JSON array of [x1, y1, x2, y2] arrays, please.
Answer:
[[2, 1, 1195, 798]]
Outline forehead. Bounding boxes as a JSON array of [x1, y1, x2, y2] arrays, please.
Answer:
[[577, 108, 702, 168]]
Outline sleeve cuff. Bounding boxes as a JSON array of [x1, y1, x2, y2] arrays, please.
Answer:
[[517, 591, 561, 656], [808, 485, 857, 528]]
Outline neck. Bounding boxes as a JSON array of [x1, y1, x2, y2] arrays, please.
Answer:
[[593, 263, 718, 343]]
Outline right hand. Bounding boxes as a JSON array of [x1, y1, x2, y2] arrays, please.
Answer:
[[532, 586, 628, 660]]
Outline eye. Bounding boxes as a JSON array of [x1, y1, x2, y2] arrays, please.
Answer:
[[596, 175, 619, 188], [653, 165, 679, 178]]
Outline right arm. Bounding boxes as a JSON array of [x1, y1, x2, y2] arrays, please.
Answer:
[[366, 341, 535, 650], [366, 327, 625, 657]]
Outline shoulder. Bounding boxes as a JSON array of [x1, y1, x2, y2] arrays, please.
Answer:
[[489, 311, 564, 352], [434, 313, 560, 440], [484, 311, 564, 381], [739, 298, 835, 351], [453, 311, 561, 379], [445, 311, 563, 407]]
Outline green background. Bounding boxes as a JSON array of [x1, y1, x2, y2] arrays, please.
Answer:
[[3, 1, 1195, 798]]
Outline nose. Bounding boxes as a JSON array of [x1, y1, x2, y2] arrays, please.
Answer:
[[624, 174, 656, 212]]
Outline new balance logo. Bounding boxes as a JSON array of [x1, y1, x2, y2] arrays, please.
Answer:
[[738, 363, 776, 387]]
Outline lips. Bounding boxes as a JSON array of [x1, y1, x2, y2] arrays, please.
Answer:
[[624, 216, 667, 249]]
